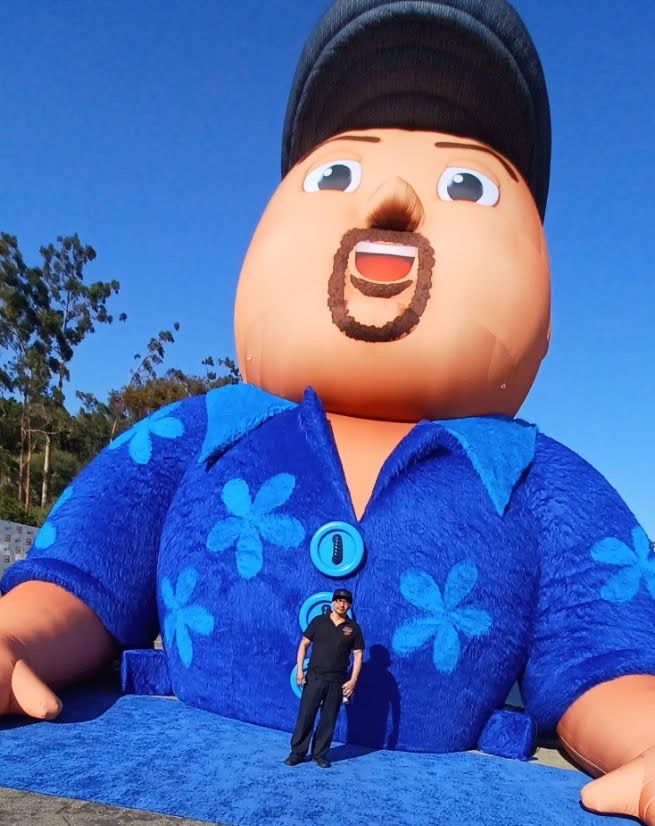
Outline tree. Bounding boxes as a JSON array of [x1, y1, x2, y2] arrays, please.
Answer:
[[39, 235, 126, 393], [0, 398, 21, 493], [0, 232, 125, 507], [104, 324, 182, 438], [102, 324, 241, 435], [0, 252, 240, 519], [35, 235, 126, 503], [200, 355, 240, 386], [66, 394, 113, 465], [29, 397, 72, 506], [0, 234, 56, 505], [110, 364, 239, 426]]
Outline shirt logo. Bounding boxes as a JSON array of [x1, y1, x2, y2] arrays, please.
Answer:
[[341, 626, 353, 636]]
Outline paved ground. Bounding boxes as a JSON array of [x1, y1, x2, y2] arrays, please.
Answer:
[[0, 787, 221, 825], [0, 743, 576, 826]]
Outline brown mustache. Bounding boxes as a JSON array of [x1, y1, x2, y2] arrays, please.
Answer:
[[327, 228, 435, 343]]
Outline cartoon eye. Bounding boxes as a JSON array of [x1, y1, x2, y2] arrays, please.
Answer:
[[303, 160, 361, 193], [437, 167, 499, 206]]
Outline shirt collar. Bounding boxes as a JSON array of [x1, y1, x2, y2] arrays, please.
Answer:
[[198, 383, 297, 463], [200, 384, 536, 516], [433, 415, 537, 515]]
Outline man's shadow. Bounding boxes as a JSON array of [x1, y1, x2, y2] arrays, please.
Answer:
[[330, 645, 400, 762]]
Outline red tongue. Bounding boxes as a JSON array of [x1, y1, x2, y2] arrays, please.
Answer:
[[355, 252, 414, 282]]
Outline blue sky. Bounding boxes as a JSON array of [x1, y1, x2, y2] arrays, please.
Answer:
[[1, 0, 653, 535]]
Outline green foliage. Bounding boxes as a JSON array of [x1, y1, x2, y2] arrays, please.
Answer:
[[30, 444, 81, 504], [63, 404, 113, 465], [0, 399, 21, 465], [0, 233, 53, 400], [109, 325, 241, 432], [110, 362, 239, 429], [130, 323, 180, 388], [201, 355, 240, 385], [0, 231, 125, 508], [0, 489, 47, 527], [40, 234, 126, 391], [1, 232, 125, 402], [0, 232, 240, 518]]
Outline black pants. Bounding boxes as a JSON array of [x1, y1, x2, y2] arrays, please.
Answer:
[[290, 674, 343, 759]]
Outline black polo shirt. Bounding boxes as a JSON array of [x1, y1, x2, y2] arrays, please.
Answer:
[[303, 614, 365, 683]]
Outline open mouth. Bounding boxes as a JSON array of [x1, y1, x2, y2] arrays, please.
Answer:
[[354, 241, 417, 281], [351, 241, 417, 298]]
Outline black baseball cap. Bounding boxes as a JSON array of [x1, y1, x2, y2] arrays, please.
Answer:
[[281, 0, 551, 219], [333, 588, 354, 603]]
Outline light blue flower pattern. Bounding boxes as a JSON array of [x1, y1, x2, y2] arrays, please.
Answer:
[[161, 567, 214, 668], [393, 563, 491, 674], [591, 526, 655, 603], [108, 402, 184, 465], [34, 485, 74, 549], [206, 473, 305, 580]]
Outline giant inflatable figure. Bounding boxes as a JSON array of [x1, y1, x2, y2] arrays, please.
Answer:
[[2, 0, 655, 820]]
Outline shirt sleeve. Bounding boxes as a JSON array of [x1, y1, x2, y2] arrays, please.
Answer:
[[519, 433, 655, 733], [303, 617, 319, 642], [1, 395, 207, 649], [352, 624, 365, 651]]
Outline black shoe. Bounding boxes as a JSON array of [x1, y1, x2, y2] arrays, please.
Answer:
[[313, 756, 331, 768], [284, 753, 304, 766]]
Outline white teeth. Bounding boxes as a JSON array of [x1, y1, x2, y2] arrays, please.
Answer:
[[355, 241, 418, 257]]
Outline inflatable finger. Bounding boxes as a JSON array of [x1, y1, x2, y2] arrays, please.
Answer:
[[10, 659, 62, 720]]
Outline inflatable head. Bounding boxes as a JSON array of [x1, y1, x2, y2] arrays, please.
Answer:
[[235, 0, 552, 422]]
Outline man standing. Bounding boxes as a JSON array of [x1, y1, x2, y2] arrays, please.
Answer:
[[285, 589, 364, 768]]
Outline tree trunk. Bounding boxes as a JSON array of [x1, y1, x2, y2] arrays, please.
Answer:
[[41, 432, 51, 507], [17, 435, 24, 504], [57, 292, 71, 394], [17, 405, 26, 503], [24, 412, 32, 508]]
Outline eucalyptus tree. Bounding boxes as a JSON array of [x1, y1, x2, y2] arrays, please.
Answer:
[[0, 233, 125, 507]]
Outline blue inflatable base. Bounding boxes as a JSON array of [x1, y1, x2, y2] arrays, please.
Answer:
[[0, 685, 629, 826]]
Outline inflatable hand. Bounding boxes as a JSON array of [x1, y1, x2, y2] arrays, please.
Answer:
[[559, 676, 655, 825], [0, 581, 115, 719], [0, 644, 62, 719], [580, 745, 655, 824]]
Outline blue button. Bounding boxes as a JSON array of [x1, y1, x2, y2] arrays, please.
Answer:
[[298, 591, 352, 631], [290, 658, 310, 699], [309, 521, 364, 577]]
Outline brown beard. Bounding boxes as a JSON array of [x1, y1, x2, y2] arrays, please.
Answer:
[[327, 228, 435, 342]]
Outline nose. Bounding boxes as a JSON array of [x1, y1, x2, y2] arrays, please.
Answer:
[[365, 177, 425, 233]]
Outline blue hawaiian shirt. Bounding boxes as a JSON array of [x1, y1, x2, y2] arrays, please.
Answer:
[[3, 386, 655, 753]]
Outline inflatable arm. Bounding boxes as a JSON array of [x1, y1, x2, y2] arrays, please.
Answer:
[[515, 434, 655, 822], [0, 394, 208, 717], [517, 435, 655, 731], [0, 581, 114, 718]]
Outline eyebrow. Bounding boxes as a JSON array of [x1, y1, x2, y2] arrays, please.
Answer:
[[322, 134, 382, 145], [435, 141, 518, 181]]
